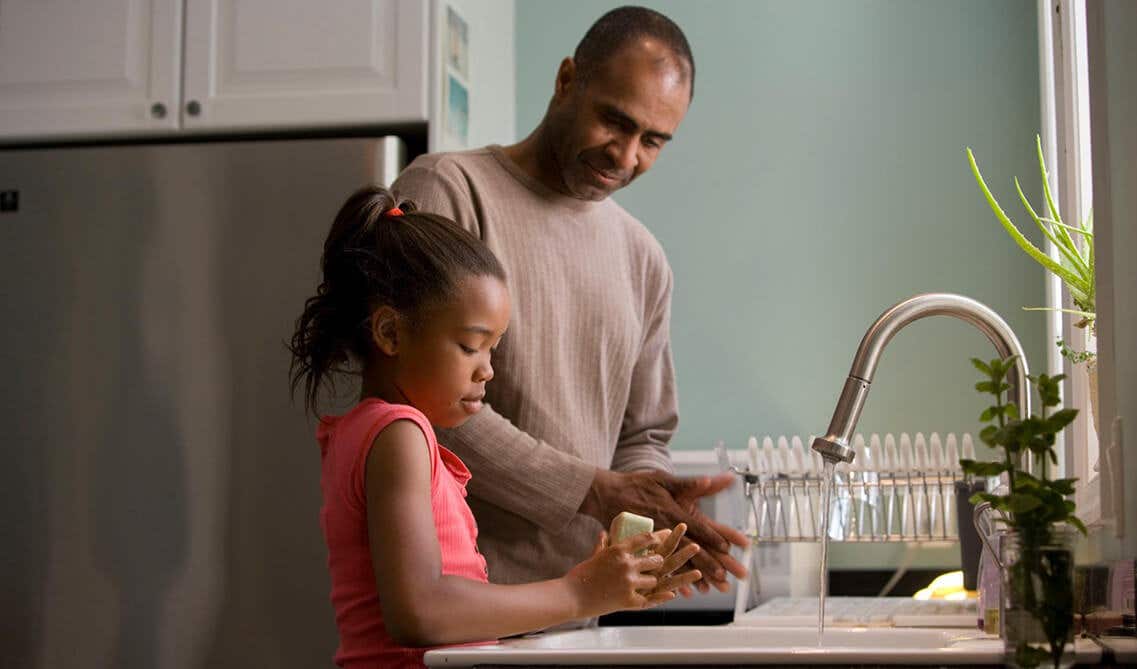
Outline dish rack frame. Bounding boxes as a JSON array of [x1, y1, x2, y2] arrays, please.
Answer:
[[719, 433, 973, 543]]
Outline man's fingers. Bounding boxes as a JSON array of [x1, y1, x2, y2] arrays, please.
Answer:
[[688, 547, 730, 585], [680, 513, 732, 554], [662, 472, 735, 498], [708, 519, 750, 549], [715, 546, 749, 579]]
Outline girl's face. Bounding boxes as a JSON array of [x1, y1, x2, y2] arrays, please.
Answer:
[[393, 275, 510, 428]]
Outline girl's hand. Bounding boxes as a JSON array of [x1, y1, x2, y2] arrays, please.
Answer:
[[564, 531, 666, 618], [641, 523, 702, 605]]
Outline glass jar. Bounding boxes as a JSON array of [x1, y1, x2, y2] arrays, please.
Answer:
[[1001, 527, 1077, 669]]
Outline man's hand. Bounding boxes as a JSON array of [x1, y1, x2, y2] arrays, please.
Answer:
[[579, 469, 749, 593]]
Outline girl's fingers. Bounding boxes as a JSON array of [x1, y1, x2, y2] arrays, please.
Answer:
[[655, 568, 703, 593], [643, 590, 677, 607], [592, 530, 609, 556], [622, 531, 662, 554], [633, 574, 659, 592], [658, 541, 700, 576], [634, 552, 665, 573], [664, 523, 687, 555]]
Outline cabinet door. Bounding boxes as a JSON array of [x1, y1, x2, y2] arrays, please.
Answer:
[[0, 0, 182, 140], [182, 0, 427, 132]]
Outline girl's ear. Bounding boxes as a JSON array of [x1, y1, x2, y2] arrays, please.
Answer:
[[369, 306, 401, 356]]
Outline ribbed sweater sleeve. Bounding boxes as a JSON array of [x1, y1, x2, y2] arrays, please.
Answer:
[[611, 250, 678, 474]]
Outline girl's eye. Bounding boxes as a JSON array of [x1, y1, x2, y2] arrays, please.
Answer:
[[459, 344, 477, 355]]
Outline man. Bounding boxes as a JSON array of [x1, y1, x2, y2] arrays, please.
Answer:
[[392, 6, 748, 597]]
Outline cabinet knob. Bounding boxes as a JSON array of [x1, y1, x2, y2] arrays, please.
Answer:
[[186, 100, 202, 116], [150, 102, 167, 119]]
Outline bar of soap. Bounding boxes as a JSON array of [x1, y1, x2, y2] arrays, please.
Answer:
[[610, 511, 654, 554]]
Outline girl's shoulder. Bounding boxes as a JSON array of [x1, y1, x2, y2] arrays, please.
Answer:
[[318, 399, 442, 503], [318, 399, 438, 458]]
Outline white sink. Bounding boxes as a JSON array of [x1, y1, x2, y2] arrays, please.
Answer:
[[424, 625, 1008, 666]]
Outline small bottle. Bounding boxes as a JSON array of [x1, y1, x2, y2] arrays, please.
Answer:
[[976, 532, 1002, 635]]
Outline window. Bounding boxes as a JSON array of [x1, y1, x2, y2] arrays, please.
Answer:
[[1038, 0, 1100, 524]]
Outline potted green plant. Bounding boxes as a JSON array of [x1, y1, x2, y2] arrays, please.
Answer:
[[962, 355, 1086, 669], [966, 137, 1098, 434]]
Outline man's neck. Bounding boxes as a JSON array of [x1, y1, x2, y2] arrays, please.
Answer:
[[501, 128, 570, 197]]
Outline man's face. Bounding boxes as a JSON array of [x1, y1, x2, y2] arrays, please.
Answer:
[[546, 40, 691, 201]]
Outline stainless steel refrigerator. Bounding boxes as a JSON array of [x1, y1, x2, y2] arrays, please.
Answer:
[[1, 136, 406, 669]]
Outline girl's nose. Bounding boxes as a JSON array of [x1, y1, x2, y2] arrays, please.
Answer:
[[475, 359, 493, 383]]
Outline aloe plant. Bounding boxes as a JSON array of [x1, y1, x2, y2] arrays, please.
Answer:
[[966, 136, 1095, 356]]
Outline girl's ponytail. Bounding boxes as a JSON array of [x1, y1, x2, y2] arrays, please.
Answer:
[[289, 185, 504, 415]]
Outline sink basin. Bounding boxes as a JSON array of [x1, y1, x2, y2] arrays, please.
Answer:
[[424, 625, 1007, 666]]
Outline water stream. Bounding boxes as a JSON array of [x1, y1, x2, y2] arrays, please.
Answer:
[[817, 460, 836, 646]]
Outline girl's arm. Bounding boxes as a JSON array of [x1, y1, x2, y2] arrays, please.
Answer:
[[364, 419, 698, 647]]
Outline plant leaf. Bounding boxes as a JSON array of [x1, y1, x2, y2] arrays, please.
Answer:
[[1016, 176, 1091, 282], [961, 460, 1009, 477], [1046, 408, 1078, 432], [1008, 493, 1043, 513], [967, 148, 1088, 290]]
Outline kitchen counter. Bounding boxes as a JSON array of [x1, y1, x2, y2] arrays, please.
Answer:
[[424, 625, 1106, 667]]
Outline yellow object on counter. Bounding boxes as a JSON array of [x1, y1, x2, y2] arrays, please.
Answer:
[[912, 570, 975, 601]]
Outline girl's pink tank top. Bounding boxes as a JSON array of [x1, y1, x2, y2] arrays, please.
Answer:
[[317, 399, 489, 668]]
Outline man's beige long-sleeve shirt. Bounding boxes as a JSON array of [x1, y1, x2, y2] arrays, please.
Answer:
[[391, 145, 677, 584]]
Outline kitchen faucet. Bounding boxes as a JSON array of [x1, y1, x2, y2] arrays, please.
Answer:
[[811, 293, 1031, 466]]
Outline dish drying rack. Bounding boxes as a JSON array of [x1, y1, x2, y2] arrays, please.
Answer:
[[717, 432, 975, 543]]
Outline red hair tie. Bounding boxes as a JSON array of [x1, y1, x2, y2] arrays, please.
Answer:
[[386, 207, 404, 217]]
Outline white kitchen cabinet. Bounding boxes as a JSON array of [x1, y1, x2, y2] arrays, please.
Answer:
[[0, 0, 452, 140], [181, 0, 427, 133], [0, 0, 183, 139]]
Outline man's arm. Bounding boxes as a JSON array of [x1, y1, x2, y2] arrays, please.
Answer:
[[610, 247, 677, 474]]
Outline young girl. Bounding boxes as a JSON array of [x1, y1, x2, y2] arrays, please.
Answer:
[[290, 186, 701, 668]]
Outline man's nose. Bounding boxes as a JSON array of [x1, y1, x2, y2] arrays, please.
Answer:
[[606, 136, 639, 173]]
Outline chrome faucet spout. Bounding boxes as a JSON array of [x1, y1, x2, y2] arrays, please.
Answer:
[[812, 293, 1030, 466]]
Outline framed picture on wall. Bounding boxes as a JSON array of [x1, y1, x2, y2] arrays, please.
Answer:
[[444, 5, 470, 146]]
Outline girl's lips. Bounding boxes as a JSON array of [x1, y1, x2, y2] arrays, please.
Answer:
[[460, 397, 484, 414]]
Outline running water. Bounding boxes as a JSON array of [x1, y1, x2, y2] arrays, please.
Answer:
[[817, 460, 836, 647]]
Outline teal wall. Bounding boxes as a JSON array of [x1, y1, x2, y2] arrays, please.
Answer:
[[515, 0, 1047, 461]]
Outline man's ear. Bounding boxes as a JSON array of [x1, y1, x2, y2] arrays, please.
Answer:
[[370, 306, 401, 356], [553, 57, 576, 99]]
